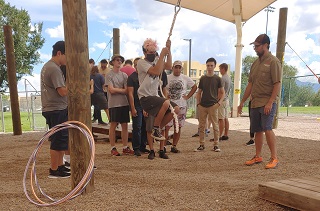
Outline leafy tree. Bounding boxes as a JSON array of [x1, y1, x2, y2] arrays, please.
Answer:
[[0, 0, 45, 91]]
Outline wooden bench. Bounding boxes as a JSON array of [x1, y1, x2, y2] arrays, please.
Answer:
[[259, 176, 320, 211]]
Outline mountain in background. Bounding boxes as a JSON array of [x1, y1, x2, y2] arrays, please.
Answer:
[[296, 79, 320, 92]]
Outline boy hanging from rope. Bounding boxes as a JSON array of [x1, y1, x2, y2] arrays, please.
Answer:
[[137, 38, 179, 158]]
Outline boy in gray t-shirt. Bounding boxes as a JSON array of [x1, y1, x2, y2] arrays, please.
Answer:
[[105, 54, 134, 156]]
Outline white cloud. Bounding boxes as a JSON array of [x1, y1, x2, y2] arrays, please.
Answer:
[[45, 21, 64, 38]]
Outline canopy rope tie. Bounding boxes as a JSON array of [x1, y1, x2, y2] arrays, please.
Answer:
[[23, 121, 95, 207], [160, 0, 182, 133]]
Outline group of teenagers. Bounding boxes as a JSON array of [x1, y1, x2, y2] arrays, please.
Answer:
[[41, 33, 281, 178]]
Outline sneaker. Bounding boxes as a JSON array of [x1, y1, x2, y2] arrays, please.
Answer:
[[64, 161, 70, 169], [140, 148, 150, 154], [245, 156, 263, 166], [92, 118, 97, 123], [151, 128, 165, 141], [192, 132, 199, 137], [170, 146, 180, 153], [205, 129, 210, 134], [212, 146, 221, 152], [123, 147, 134, 155], [148, 150, 155, 160], [159, 151, 169, 159], [194, 145, 205, 152], [157, 146, 166, 154], [48, 168, 71, 178], [58, 165, 70, 173], [94, 166, 97, 170], [134, 149, 142, 156], [111, 148, 121, 156], [219, 136, 229, 141], [166, 140, 172, 145], [265, 158, 279, 169], [98, 121, 108, 125], [246, 139, 255, 146]]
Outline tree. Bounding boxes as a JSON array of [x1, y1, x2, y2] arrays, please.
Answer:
[[0, 0, 45, 91]]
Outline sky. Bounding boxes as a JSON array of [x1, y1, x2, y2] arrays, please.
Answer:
[[5, 0, 320, 94]]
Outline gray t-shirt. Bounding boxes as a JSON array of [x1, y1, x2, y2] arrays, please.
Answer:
[[105, 70, 129, 108], [137, 59, 160, 99], [41, 60, 67, 112], [221, 74, 231, 100]]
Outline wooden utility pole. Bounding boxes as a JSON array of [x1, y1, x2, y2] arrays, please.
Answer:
[[113, 28, 120, 55], [3, 25, 22, 135], [62, 0, 94, 192], [273, 8, 288, 128]]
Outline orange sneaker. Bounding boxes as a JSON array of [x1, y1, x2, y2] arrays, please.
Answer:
[[265, 158, 279, 169], [245, 156, 263, 166]]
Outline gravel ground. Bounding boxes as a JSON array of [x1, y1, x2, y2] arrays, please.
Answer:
[[0, 115, 319, 210]]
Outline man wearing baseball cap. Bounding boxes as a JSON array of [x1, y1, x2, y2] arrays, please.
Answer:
[[238, 34, 282, 169]]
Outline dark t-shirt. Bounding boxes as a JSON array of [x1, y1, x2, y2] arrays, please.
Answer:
[[127, 71, 140, 107], [198, 74, 222, 107], [158, 71, 167, 96], [90, 73, 105, 93]]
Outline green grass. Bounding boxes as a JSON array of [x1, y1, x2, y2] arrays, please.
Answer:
[[1, 106, 319, 132]]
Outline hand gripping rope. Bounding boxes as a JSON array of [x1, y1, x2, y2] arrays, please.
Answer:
[[160, 0, 181, 133], [23, 121, 95, 207]]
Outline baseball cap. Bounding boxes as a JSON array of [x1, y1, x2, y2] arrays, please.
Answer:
[[173, 60, 183, 67], [250, 34, 270, 45], [52, 41, 65, 54]]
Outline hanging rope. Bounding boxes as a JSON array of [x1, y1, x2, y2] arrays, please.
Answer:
[[286, 42, 319, 79], [23, 121, 95, 207], [159, 0, 182, 133], [167, 0, 181, 40]]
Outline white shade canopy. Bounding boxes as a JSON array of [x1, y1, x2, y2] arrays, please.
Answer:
[[156, 0, 276, 23]]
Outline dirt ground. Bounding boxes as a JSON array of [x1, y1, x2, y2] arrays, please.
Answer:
[[0, 115, 319, 210]]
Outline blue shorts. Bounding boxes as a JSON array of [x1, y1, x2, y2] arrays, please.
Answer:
[[250, 103, 276, 132], [42, 108, 68, 151]]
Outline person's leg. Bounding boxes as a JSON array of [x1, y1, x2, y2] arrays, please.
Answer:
[[208, 104, 220, 147], [172, 128, 181, 146], [265, 130, 277, 159], [224, 118, 229, 136], [50, 150, 65, 170], [109, 122, 117, 148], [218, 119, 225, 137], [154, 100, 170, 127], [198, 105, 207, 146], [140, 116, 148, 151], [121, 122, 128, 147], [254, 131, 264, 157], [131, 106, 142, 151]]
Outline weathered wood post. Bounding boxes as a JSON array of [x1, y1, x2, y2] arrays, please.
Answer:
[[273, 8, 288, 128], [113, 28, 120, 55], [3, 25, 22, 135], [62, 0, 94, 192]]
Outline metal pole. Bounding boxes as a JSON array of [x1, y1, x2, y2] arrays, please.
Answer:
[[287, 78, 291, 117], [266, 9, 269, 34], [189, 39, 191, 77]]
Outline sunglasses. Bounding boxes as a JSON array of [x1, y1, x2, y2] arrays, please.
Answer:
[[114, 58, 123, 62]]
